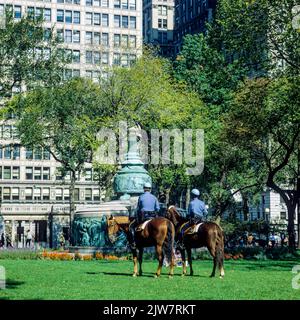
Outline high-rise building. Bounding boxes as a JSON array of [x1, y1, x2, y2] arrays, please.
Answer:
[[173, 0, 217, 54], [143, 0, 175, 57], [0, 0, 143, 248]]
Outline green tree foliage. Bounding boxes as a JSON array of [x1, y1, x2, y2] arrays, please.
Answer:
[[224, 76, 300, 248], [9, 78, 107, 242], [0, 10, 64, 98]]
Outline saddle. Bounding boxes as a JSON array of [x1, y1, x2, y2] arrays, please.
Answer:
[[180, 222, 204, 235], [136, 219, 153, 232]]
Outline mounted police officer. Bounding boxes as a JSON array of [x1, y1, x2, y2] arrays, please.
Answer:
[[128, 182, 160, 250], [176, 188, 207, 250]]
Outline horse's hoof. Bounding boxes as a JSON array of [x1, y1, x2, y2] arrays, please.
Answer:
[[132, 273, 137, 277], [220, 276, 224, 279], [210, 274, 215, 278], [168, 275, 173, 279], [181, 273, 186, 277], [154, 274, 159, 278]]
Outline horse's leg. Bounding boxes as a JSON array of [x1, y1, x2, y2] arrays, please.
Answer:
[[155, 244, 164, 278], [138, 247, 144, 276], [186, 247, 193, 276], [216, 244, 225, 278], [208, 245, 217, 278], [132, 248, 138, 277], [180, 249, 187, 276]]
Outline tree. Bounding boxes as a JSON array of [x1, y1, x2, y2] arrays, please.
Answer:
[[209, 0, 300, 76], [0, 10, 64, 99], [224, 77, 300, 249], [9, 78, 108, 243]]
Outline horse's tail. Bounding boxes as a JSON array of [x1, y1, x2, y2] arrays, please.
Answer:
[[163, 220, 175, 266], [215, 224, 225, 277]]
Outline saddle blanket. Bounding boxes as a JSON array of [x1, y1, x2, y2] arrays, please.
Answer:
[[136, 219, 152, 232], [186, 222, 204, 234]]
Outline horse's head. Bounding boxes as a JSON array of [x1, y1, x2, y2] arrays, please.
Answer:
[[107, 215, 130, 243], [107, 216, 119, 243], [166, 205, 181, 226]]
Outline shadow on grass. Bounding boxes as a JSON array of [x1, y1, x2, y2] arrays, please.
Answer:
[[5, 279, 25, 289]]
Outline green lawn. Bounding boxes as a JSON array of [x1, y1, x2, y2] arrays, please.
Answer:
[[0, 259, 299, 300]]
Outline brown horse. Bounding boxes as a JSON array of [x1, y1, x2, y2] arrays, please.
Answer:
[[166, 206, 225, 278], [107, 215, 175, 278]]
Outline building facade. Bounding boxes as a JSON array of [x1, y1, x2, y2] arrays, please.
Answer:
[[173, 0, 216, 54], [0, 0, 143, 248], [143, 0, 175, 56]]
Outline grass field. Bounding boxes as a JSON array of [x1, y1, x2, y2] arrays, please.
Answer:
[[0, 259, 299, 300]]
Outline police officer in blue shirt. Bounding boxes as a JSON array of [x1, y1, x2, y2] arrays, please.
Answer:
[[187, 188, 207, 224], [128, 182, 160, 249], [177, 188, 207, 250]]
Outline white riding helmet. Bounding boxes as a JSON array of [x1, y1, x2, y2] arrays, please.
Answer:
[[144, 182, 152, 189], [191, 188, 200, 196]]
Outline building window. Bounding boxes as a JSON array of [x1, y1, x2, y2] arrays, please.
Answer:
[[86, 12, 93, 25], [102, 14, 109, 27], [65, 30, 72, 43], [74, 188, 80, 201], [122, 16, 128, 28], [94, 51, 101, 64], [121, 54, 129, 66], [56, 188, 63, 201], [63, 189, 70, 201], [86, 0, 93, 5], [94, 32, 101, 44], [129, 0, 136, 10], [114, 0, 121, 8], [3, 187, 11, 201], [34, 188, 42, 201], [43, 167, 50, 180], [34, 167, 42, 180], [102, 0, 109, 7], [85, 31, 93, 44], [14, 6, 22, 19], [113, 53, 120, 65], [114, 15, 121, 28], [129, 16, 136, 29], [93, 189, 100, 201], [44, 8, 51, 22], [3, 167, 11, 179], [85, 188, 92, 201], [114, 34, 121, 47], [12, 188, 19, 201], [94, 13, 101, 25], [4, 146, 11, 159], [129, 35, 136, 48], [158, 5, 167, 15], [12, 167, 20, 180], [158, 18, 167, 29], [25, 188, 33, 201], [122, 0, 128, 9], [85, 168, 92, 181], [57, 10, 64, 22], [34, 147, 42, 160], [43, 148, 51, 160], [121, 34, 128, 47], [102, 33, 109, 46], [26, 167, 33, 180], [43, 188, 50, 201], [102, 52, 109, 64], [12, 145, 20, 160], [26, 148, 33, 160], [73, 50, 81, 63], [65, 10, 72, 23], [86, 51, 93, 64], [73, 11, 80, 24], [73, 30, 80, 43]]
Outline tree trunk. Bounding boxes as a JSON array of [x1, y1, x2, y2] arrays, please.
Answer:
[[69, 171, 76, 246], [165, 188, 170, 206], [287, 204, 296, 250], [242, 194, 249, 221], [185, 185, 191, 210]]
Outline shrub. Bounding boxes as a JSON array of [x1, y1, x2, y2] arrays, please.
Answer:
[[0, 249, 41, 260]]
